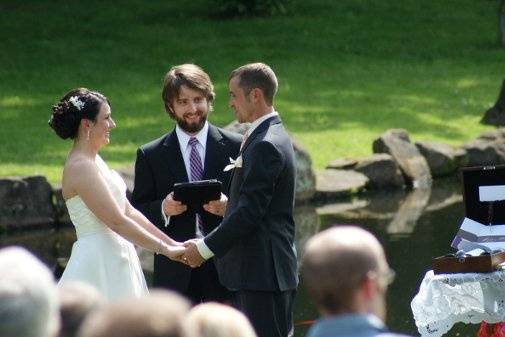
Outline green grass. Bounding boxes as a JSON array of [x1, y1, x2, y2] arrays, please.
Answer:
[[0, 0, 503, 184]]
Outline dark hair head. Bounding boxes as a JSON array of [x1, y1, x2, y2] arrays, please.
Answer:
[[229, 63, 278, 105], [161, 64, 215, 118], [49, 88, 109, 140]]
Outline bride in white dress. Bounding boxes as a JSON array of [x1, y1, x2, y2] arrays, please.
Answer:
[[49, 88, 185, 301]]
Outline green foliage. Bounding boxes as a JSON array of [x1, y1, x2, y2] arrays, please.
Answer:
[[211, 0, 290, 17], [0, 0, 502, 184]]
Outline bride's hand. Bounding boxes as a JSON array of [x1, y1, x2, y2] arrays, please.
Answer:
[[161, 242, 186, 261]]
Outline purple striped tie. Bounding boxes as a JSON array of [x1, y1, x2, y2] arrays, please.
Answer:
[[189, 137, 204, 235], [189, 137, 203, 181]]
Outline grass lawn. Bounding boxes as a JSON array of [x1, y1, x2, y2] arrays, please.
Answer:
[[0, 0, 503, 184]]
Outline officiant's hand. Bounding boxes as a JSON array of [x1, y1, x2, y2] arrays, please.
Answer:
[[182, 240, 205, 268], [163, 192, 187, 216], [203, 193, 228, 217]]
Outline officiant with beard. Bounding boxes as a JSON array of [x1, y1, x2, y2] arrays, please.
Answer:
[[131, 64, 242, 303]]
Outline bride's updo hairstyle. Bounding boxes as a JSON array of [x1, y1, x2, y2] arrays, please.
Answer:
[[49, 88, 109, 140]]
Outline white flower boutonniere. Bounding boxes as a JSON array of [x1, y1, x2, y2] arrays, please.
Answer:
[[223, 155, 243, 172], [69, 96, 85, 111]]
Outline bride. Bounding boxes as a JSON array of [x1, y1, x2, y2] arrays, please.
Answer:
[[49, 88, 184, 301]]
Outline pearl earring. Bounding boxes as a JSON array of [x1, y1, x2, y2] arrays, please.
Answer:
[[86, 129, 90, 141]]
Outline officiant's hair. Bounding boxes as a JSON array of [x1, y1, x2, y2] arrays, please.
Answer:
[[229, 63, 278, 106], [301, 226, 390, 315], [0, 246, 60, 337], [49, 88, 109, 140], [162, 64, 215, 117]]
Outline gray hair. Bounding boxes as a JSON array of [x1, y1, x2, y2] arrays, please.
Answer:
[[0, 246, 60, 337]]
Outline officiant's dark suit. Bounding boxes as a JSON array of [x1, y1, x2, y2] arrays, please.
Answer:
[[131, 64, 242, 303], [131, 124, 241, 301]]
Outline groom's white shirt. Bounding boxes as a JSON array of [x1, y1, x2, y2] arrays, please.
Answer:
[[196, 111, 279, 259]]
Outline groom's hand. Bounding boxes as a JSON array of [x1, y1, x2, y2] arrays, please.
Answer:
[[183, 240, 205, 268], [203, 193, 228, 217], [163, 192, 187, 216]]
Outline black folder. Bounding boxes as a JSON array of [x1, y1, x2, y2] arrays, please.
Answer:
[[173, 179, 222, 212]]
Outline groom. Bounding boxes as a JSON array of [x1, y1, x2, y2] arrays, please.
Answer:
[[131, 64, 242, 303], [184, 63, 298, 337]]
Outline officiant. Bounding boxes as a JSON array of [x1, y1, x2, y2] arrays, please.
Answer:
[[131, 64, 242, 303]]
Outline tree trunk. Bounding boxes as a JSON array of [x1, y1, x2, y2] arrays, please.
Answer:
[[481, 79, 505, 126]]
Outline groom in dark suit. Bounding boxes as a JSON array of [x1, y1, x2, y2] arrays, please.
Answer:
[[184, 63, 298, 337], [131, 64, 242, 303]]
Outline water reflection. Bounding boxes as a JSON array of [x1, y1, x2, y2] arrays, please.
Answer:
[[0, 176, 481, 337]]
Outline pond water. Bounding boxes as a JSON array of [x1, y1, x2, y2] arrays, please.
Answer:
[[0, 176, 481, 337]]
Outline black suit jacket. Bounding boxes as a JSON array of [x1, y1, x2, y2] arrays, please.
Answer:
[[131, 124, 242, 290], [205, 116, 299, 292]]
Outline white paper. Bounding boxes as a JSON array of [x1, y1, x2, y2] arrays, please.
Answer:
[[452, 217, 505, 251], [479, 185, 505, 202]]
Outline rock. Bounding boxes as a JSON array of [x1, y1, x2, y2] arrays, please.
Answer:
[[326, 158, 358, 170], [53, 186, 71, 225], [354, 154, 405, 189], [373, 129, 432, 188], [461, 139, 505, 166], [415, 141, 468, 177], [0, 176, 55, 230], [224, 120, 316, 203], [315, 169, 368, 199]]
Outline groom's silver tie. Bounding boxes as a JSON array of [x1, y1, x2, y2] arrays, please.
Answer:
[[189, 137, 204, 235]]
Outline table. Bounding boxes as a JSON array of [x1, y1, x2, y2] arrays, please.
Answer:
[[411, 270, 505, 337]]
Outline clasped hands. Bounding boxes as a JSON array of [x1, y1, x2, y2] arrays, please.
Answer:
[[175, 239, 205, 268], [163, 192, 227, 268]]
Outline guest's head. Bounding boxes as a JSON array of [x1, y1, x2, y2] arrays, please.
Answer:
[[49, 88, 115, 145], [301, 226, 394, 321], [185, 302, 257, 337], [57, 281, 105, 337], [162, 64, 215, 134], [78, 290, 192, 337], [228, 63, 277, 123], [0, 246, 60, 337]]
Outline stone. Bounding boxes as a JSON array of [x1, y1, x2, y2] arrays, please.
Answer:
[[326, 158, 358, 170], [373, 129, 432, 188], [53, 186, 71, 226], [315, 169, 368, 199], [461, 139, 505, 166], [415, 141, 468, 177], [0, 176, 55, 230], [224, 120, 316, 203], [354, 153, 404, 189]]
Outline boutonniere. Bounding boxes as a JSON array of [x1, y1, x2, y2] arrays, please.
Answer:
[[223, 155, 243, 172]]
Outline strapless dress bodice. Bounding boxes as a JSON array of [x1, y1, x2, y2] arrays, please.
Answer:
[[65, 161, 127, 238]]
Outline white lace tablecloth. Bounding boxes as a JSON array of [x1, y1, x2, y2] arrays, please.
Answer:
[[411, 270, 505, 337]]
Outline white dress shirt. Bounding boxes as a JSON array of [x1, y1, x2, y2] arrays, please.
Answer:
[[161, 121, 209, 232]]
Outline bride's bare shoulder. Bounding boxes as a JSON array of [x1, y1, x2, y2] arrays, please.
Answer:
[[63, 155, 98, 182]]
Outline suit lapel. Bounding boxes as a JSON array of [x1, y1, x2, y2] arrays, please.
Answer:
[[162, 129, 189, 182], [241, 115, 281, 154], [228, 115, 281, 189], [203, 124, 225, 179]]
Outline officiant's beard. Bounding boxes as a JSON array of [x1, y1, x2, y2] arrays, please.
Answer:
[[173, 111, 207, 134]]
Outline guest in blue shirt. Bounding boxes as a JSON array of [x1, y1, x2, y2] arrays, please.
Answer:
[[301, 226, 412, 337]]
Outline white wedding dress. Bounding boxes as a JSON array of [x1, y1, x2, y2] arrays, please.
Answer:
[[58, 156, 148, 301]]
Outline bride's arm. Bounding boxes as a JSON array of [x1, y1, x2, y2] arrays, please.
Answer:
[[69, 160, 183, 259], [124, 201, 178, 246]]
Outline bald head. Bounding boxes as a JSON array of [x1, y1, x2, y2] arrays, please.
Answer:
[[301, 226, 390, 316]]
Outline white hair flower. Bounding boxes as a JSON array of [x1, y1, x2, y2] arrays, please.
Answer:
[[68, 96, 85, 111]]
